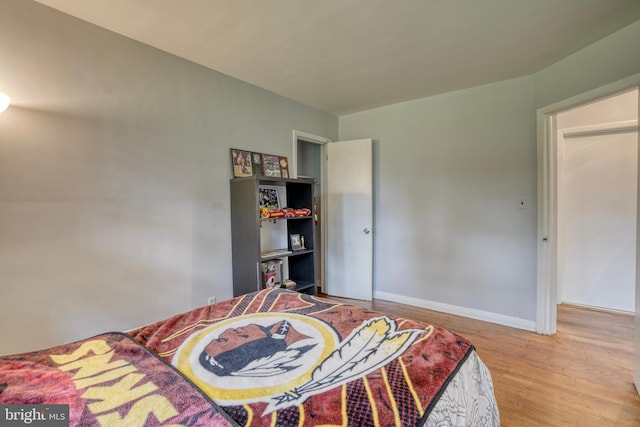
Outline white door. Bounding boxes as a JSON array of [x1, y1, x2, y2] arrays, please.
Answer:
[[560, 130, 637, 312], [326, 139, 373, 300]]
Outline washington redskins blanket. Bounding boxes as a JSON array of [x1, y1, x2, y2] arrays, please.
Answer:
[[0, 332, 238, 426], [128, 289, 475, 427], [0, 289, 487, 426]]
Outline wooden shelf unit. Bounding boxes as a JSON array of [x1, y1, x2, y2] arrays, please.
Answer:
[[230, 176, 317, 296]]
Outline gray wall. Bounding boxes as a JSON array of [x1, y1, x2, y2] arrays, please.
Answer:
[[340, 19, 640, 324], [0, 0, 337, 355], [533, 20, 640, 109], [340, 76, 538, 322]]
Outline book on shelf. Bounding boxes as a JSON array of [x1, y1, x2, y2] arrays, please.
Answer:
[[260, 248, 293, 258]]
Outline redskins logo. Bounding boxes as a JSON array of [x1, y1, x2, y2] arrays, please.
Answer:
[[174, 313, 423, 414], [173, 313, 339, 406]]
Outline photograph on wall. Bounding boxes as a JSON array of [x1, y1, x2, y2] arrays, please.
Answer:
[[251, 152, 263, 176], [230, 148, 253, 177], [279, 156, 290, 178], [262, 154, 282, 177], [258, 185, 281, 211]]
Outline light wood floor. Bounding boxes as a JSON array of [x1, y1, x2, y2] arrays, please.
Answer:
[[322, 295, 640, 426]]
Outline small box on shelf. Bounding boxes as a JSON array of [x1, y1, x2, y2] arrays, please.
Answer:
[[261, 259, 283, 289]]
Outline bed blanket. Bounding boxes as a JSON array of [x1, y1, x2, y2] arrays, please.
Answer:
[[0, 332, 238, 426], [129, 289, 475, 427]]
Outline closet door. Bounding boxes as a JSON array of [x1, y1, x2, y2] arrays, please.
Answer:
[[326, 139, 373, 300]]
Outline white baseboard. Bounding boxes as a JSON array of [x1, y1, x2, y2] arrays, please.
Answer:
[[374, 290, 536, 332]]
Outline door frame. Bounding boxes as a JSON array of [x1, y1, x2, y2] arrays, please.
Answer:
[[536, 74, 640, 334], [292, 130, 332, 292]]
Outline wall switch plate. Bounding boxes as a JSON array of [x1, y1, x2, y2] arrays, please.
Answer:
[[207, 296, 216, 305]]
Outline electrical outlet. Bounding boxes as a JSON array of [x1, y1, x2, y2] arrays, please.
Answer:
[[207, 296, 216, 305]]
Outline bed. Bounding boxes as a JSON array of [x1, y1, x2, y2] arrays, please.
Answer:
[[0, 289, 499, 426]]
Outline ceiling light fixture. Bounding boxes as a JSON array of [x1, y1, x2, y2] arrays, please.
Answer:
[[0, 92, 10, 113]]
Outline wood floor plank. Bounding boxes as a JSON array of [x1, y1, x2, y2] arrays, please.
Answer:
[[321, 295, 640, 426]]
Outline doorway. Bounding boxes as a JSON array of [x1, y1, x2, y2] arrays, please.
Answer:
[[555, 90, 638, 313], [291, 131, 374, 299], [537, 79, 639, 335], [292, 130, 330, 292]]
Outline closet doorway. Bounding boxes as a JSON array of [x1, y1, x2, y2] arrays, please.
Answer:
[[555, 89, 638, 313], [293, 130, 329, 292]]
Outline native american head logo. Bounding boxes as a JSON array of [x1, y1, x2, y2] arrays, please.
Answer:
[[173, 313, 339, 406], [173, 313, 423, 413], [198, 320, 316, 377]]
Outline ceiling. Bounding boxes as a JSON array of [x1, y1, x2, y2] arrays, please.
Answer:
[[35, 0, 640, 116]]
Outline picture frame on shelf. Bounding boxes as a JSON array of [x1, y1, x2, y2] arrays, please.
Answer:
[[262, 154, 282, 177], [279, 156, 290, 178], [230, 148, 253, 177], [258, 185, 281, 211], [290, 233, 304, 251], [251, 152, 263, 176]]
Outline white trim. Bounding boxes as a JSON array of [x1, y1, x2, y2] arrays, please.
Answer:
[[555, 123, 566, 306], [536, 74, 640, 335], [562, 119, 638, 138], [292, 130, 332, 179], [374, 290, 536, 332], [294, 129, 333, 144], [536, 111, 558, 334], [562, 302, 635, 316]]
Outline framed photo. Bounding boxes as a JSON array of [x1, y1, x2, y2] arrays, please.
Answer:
[[230, 148, 253, 177], [290, 233, 303, 251], [279, 156, 290, 178], [251, 152, 263, 176], [262, 154, 282, 177], [259, 185, 280, 211]]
